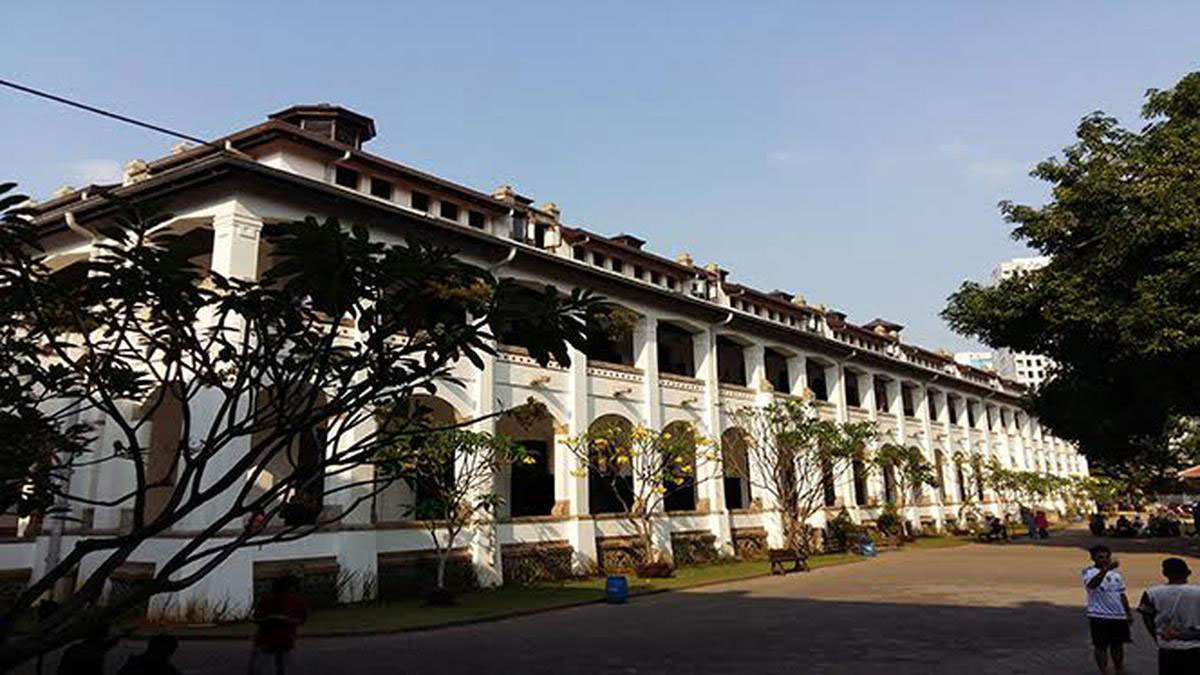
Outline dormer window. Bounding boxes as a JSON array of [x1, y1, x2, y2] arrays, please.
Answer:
[[611, 259, 624, 274], [411, 191, 430, 212], [440, 202, 459, 221], [573, 246, 586, 261], [593, 252, 607, 267], [633, 265, 645, 280], [335, 166, 360, 189], [666, 278, 677, 291], [468, 210, 486, 229]]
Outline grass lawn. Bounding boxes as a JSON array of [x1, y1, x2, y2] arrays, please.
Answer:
[[906, 535, 972, 550], [157, 552, 862, 639]]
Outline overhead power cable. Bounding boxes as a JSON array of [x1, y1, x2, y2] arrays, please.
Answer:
[[0, 77, 219, 150]]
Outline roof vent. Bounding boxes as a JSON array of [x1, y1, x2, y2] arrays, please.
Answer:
[[863, 318, 904, 339], [123, 159, 150, 186], [268, 104, 377, 149], [611, 234, 646, 250], [676, 252, 694, 267]]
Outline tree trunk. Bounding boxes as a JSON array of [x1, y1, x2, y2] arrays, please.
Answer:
[[436, 552, 447, 590]]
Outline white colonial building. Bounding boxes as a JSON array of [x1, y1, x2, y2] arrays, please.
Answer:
[[0, 105, 1087, 615]]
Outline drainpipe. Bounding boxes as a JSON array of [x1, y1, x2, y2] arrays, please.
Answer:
[[488, 245, 517, 273], [64, 210, 95, 243]]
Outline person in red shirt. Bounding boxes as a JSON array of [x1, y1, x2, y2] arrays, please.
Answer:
[[249, 575, 308, 675], [1035, 510, 1050, 539]]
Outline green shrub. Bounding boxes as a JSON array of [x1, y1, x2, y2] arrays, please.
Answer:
[[825, 508, 863, 552], [876, 503, 902, 537]]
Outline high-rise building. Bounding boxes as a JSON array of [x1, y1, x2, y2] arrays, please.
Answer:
[[953, 351, 994, 371], [992, 256, 1054, 389]]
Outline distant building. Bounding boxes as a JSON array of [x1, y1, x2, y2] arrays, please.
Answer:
[[992, 256, 1054, 389], [993, 256, 1051, 283], [954, 351, 994, 371]]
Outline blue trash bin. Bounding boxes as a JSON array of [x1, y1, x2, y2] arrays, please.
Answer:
[[859, 536, 877, 558], [605, 575, 629, 604]]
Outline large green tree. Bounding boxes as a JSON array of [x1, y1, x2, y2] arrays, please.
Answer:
[[942, 72, 1200, 481]]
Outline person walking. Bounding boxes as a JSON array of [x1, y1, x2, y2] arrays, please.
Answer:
[[1083, 545, 1133, 675], [249, 575, 309, 675], [1035, 510, 1050, 539], [1022, 507, 1037, 540], [1137, 557, 1200, 674]]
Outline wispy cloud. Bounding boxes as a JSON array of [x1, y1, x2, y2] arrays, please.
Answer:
[[767, 148, 819, 167], [936, 138, 968, 160], [934, 140, 1027, 187], [965, 159, 1027, 186], [64, 159, 123, 186]]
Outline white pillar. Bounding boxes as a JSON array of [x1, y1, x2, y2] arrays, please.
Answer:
[[466, 345, 503, 587], [328, 413, 380, 601], [697, 328, 733, 555], [561, 343, 596, 572]]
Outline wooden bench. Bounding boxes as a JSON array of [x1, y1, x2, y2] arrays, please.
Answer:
[[768, 548, 808, 575]]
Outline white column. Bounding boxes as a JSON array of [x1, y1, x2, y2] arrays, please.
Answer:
[[638, 316, 662, 430], [560, 343, 596, 572], [462, 343, 503, 587], [827, 363, 848, 518], [697, 329, 733, 555], [327, 413, 380, 602]]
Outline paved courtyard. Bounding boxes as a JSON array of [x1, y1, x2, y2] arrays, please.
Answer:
[[51, 531, 1200, 674]]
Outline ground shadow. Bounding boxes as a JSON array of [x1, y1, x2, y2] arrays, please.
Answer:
[[146, 584, 1161, 675], [991, 527, 1200, 559]]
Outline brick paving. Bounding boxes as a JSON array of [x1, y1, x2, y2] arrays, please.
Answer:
[[36, 530, 1200, 674]]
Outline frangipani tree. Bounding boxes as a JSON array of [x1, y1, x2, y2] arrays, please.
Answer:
[[378, 427, 526, 599], [0, 184, 595, 669], [727, 398, 876, 555], [982, 460, 1064, 512], [565, 421, 716, 568], [871, 443, 938, 537]]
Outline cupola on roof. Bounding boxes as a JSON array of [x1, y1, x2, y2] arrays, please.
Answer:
[[268, 103, 377, 149]]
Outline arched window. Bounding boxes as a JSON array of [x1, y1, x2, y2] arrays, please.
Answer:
[[250, 384, 330, 526], [934, 449, 947, 501], [721, 428, 751, 510], [372, 395, 459, 523], [497, 408, 556, 518], [584, 304, 638, 366], [662, 421, 698, 512], [588, 415, 635, 514], [852, 458, 869, 506]]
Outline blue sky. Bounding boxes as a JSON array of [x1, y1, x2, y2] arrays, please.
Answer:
[[3, 2, 1198, 351]]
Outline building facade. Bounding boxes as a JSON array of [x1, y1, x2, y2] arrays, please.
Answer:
[[0, 105, 1088, 615]]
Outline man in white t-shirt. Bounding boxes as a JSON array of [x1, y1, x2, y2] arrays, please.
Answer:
[[1138, 557, 1200, 675], [1082, 545, 1132, 674]]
